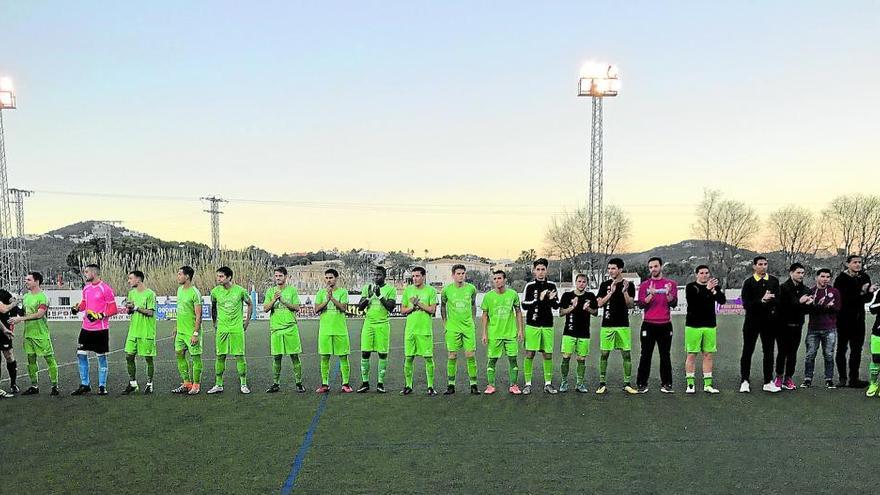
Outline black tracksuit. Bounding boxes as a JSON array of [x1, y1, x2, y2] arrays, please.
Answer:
[[740, 274, 781, 384], [833, 271, 872, 382], [521, 280, 559, 328], [775, 278, 811, 379]]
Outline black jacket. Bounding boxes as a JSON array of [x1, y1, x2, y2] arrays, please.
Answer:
[[521, 280, 558, 327], [741, 274, 780, 323], [778, 278, 812, 326], [833, 271, 872, 323]]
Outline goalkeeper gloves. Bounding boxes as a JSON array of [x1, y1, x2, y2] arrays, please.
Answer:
[[85, 310, 105, 322]]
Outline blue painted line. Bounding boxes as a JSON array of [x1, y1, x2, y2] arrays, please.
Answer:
[[280, 362, 340, 494]]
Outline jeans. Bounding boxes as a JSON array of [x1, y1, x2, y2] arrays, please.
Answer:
[[804, 328, 837, 381], [636, 321, 673, 387]]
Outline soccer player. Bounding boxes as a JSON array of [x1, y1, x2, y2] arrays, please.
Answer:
[[833, 255, 878, 388], [775, 263, 814, 390], [0, 289, 23, 397], [558, 273, 598, 393], [803, 269, 841, 389], [171, 266, 204, 395], [207, 266, 253, 395], [739, 256, 781, 393], [636, 257, 678, 394], [684, 265, 726, 394], [400, 266, 439, 396], [315, 268, 352, 394], [70, 264, 118, 396], [521, 258, 559, 395], [9, 272, 60, 396], [480, 270, 523, 395], [264, 266, 304, 393], [121, 270, 158, 395], [357, 266, 396, 393], [440, 264, 479, 395], [868, 289, 880, 397], [595, 258, 637, 395]]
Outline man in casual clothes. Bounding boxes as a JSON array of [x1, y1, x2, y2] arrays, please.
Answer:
[[740, 256, 781, 393], [775, 263, 814, 390], [833, 255, 878, 388], [684, 265, 726, 394], [636, 257, 678, 394], [803, 269, 841, 389]]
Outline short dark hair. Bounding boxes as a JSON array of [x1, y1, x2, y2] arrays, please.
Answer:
[[533, 258, 548, 268], [274, 266, 288, 276], [575, 273, 587, 281], [607, 258, 624, 269], [752, 256, 767, 265], [179, 266, 195, 280], [129, 270, 145, 281], [492, 270, 507, 278], [85, 263, 100, 273], [647, 257, 663, 266], [0, 289, 12, 305], [374, 265, 387, 276], [846, 255, 862, 263], [695, 265, 710, 274], [412, 266, 426, 276], [27, 271, 44, 285], [217, 266, 234, 278], [816, 268, 832, 276], [789, 263, 805, 273], [451, 264, 466, 273], [324, 268, 339, 278]]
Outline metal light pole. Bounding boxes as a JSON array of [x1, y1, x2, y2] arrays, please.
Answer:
[[9, 188, 32, 282], [0, 77, 18, 292], [202, 196, 226, 263]]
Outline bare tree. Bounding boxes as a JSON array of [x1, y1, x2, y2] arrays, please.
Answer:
[[544, 211, 584, 272], [823, 194, 880, 266], [544, 205, 631, 284], [767, 205, 821, 266], [692, 189, 759, 288]]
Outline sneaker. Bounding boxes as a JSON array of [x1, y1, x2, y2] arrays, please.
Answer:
[[10, 384, 20, 394], [356, 382, 370, 393], [122, 383, 139, 395], [773, 376, 783, 389], [559, 379, 569, 393], [576, 383, 589, 393], [508, 384, 522, 395], [543, 384, 558, 395], [207, 385, 224, 394], [315, 384, 330, 394], [240, 385, 251, 394], [837, 379, 848, 388], [623, 384, 638, 394], [867, 383, 879, 397], [522, 384, 532, 395], [800, 379, 812, 389], [188, 384, 201, 395], [266, 384, 281, 393], [686, 384, 696, 394], [782, 378, 796, 390], [341, 384, 353, 393], [144, 383, 153, 395], [704, 385, 720, 394], [171, 384, 190, 394], [660, 384, 674, 394], [21, 386, 39, 396], [470, 384, 481, 395], [400, 386, 413, 396], [484, 385, 496, 395], [295, 383, 306, 393], [849, 378, 869, 389], [762, 381, 781, 393], [426, 387, 437, 396], [97, 386, 108, 396], [443, 385, 455, 395], [376, 383, 386, 394], [739, 381, 750, 393], [595, 383, 608, 395], [636, 385, 649, 394], [50, 385, 60, 396], [0, 389, 10, 399], [825, 380, 836, 390]]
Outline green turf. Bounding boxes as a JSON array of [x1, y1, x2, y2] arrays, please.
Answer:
[[3, 316, 879, 494]]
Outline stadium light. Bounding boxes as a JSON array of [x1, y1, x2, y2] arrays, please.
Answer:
[[0, 77, 15, 109], [577, 62, 620, 98]]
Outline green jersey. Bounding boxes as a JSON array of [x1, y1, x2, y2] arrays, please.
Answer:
[[265, 285, 301, 331], [126, 288, 157, 339], [211, 284, 250, 333], [22, 291, 50, 340], [441, 282, 477, 332], [402, 284, 437, 336], [480, 288, 520, 340], [316, 287, 349, 336], [361, 283, 397, 325], [176, 285, 202, 335]]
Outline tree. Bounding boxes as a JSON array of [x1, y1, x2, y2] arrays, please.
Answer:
[[692, 189, 760, 288], [339, 249, 372, 289], [516, 249, 537, 266], [543, 204, 632, 283], [383, 251, 415, 282], [823, 194, 880, 267], [767, 205, 822, 266]]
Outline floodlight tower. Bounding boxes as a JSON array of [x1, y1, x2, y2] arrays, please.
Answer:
[[577, 62, 620, 285], [0, 77, 18, 292]]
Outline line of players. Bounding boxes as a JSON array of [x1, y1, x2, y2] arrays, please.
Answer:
[[1, 255, 878, 398]]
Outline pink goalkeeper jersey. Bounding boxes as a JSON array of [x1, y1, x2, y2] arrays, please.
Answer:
[[638, 277, 678, 324], [80, 280, 118, 331]]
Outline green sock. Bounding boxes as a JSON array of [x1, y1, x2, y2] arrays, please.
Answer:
[[524, 357, 534, 385], [577, 360, 586, 386], [542, 357, 553, 384], [447, 358, 457, 386], [404, 357, 414, 388], [599, 353, 609, 382], [687, 372, 696, 387], [192, 354, 203, 384], [360, 354, 371, 383], [46, 355, 58, 386], [126, 354, 136, 381], [216, 355, 226, 387], [27, 354, 38, 384], [273, 355, 283, 384], [703, 373, 713, 387], [291, 355, 302, 384], [320, 355, 330, 385], [508, 356, 519, 385], [560, 357, 570, 380], [425, 358, 435, 388], [487, 358, 497, 386], [145, 357, 154, 382], [466, 356, 477, 386], [339, 356, 350, 385], [236, 356, 247, 386], [870, 362, 879, 384], [622, 351, 632, 383], [176, 351, 190, 383], [378, 355, 387, 384]]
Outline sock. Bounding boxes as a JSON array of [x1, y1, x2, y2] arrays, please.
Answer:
[[176, 352, 190, 383], [77, 353, 90, 386], [561, 357, 571, 380], [126, 354, 137, 381], [360, 353, 371, 383], [216, 355, 227, 387], [320, 355, 330, 385], [291, 355, 302, 384], [97, 354, 108, 387], [870, 362, 879, 384], [466, 356, 477, 386], [524, 357, 534, 385], [404, 356, 414, 388], [577, 360, 586, 386], [599, 353, 609, 383], [507, 356, 519, 385], [6, 360, 16, 388], [236, 356, 247, 386], [27, 354, 38, 385], [447, 358, 457, 386], [145, 357, 154, 383], [703, 372, 713, 387], [378, 355, 387, 384], [425, 357, 435, 388], [487, 358, 498, 386], [687, 372, 696, 387], [46, 355, 58, 385], [339, 356, 350, 385], [542, 357, 553, 384], [273, 355, 283, 384], [192, 354, 203, 384], [622, 351, 632, 384]]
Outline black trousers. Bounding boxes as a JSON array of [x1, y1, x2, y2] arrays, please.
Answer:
[[836, 318, 866, 382], [741, 319, 777, 384], [774, 323, 802, 379], [636, 321, 673, 387]]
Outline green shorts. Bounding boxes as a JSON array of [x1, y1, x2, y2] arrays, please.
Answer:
[[361, 321, 391, 353], [318, 333, 350, 356], [174, 333, 203, 356], [561, 335, 590, 357], [872, 334, 880, 354], [445, 328, 476, 353], [23, 337, 54, 357], [216, 331, 246, 356], [600, 326, 631, 351], [405, 332, 433, 357], [124, 336, 157, 357], [271, 326, 302, 355], [524, 325, 554, 352], [685, 326, 717, 353], [487, 338, 519, 359]]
